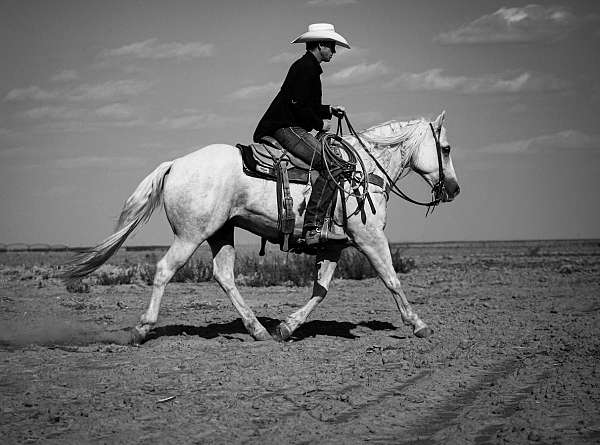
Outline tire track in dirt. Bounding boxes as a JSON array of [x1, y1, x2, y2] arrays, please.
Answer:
[[365, 356, 553, 444], [270, 367, 434, 424], [261, 353, 552, 443]]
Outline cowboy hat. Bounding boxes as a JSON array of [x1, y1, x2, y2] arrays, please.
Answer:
[[291, 23, 350, 49]]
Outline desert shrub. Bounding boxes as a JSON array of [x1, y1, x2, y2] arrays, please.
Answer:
[[337, 247, 415, 278], [172, 259, 212, 283], [85, 245, 415, 288], [337, 248, 376, 279], [236, 253, 314, 286], [66, 279, 90, 293], [95, 267, 136, 285], [233, 246, 415, 286], [134, 260, 213, 285], [558, 263, 576, 274], [137, 263, 155, 285], [391, 250, 416, 273]]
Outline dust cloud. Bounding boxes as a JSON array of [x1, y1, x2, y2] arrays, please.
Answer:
[[0, 319, 131, 348]]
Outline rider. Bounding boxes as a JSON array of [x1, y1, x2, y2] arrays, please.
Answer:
[[253, 23, 350, 246]]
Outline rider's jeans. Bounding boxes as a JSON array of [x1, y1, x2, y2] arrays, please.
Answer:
[[273, 127, 339, 231]]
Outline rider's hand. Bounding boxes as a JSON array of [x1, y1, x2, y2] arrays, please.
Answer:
[[322, 120, 332, 132], [331, 105, 346, 118]]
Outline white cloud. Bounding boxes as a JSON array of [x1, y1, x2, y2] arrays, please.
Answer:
[[5, 86, 58, 101], [5, 79, 153, 103], [480, 130, 600, 154], [158, 111, 239, 129], [306, 0, 357, 6], [51, 70, 79, 82], [268, 52, 298, 64], [436, 5, 577, 44], [68, 79, 153, 101], [102, 38, 214, 60], [333, 46, 367, 61], [387, 69, 570, 94], [325, 61, 389, 86], [19, 103, 143, 132], [268, 46, 364, 64], [22, 103, 136, 122], [22, 106, 81, 120], [93, 103, 136, 120], [225, 82, 279, 101]]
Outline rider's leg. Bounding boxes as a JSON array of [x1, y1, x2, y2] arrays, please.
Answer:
[[273, 127, 346, 244]]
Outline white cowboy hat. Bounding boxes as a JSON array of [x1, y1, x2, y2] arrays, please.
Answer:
[[291, 23, 350, 49]]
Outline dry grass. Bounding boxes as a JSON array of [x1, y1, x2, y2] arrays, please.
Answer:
[[62, 246, 415, 290]]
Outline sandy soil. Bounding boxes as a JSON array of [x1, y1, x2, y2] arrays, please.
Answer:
[[1, 240, 599, 444]]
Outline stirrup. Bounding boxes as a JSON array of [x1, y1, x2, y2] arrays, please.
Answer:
[[320, 224, 347, 243], [303, 225, 347, 246]]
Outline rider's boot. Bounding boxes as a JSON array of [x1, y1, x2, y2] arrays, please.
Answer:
[[304, 224, 347, 246], [303, 170, 348, 245]]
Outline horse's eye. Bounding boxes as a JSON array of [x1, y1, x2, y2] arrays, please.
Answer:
[[442, 145, 451, 154]]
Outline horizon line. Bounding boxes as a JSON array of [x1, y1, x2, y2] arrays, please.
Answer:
[[1, 237, 599, 252]]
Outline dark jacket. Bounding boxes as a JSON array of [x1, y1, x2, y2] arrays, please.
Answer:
[[253, 51, 332, 142]]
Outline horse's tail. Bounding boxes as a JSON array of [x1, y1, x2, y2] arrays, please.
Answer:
[[62, 160, 174, 282]]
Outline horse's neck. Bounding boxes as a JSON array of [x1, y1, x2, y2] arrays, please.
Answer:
[[348, 125, 421, 182]]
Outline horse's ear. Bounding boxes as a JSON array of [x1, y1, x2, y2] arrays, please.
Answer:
[[433, 110, 446, 129]]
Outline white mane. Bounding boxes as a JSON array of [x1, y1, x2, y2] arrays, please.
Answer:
[[342, 119, 430, 176], [360, 119, 429, 151]]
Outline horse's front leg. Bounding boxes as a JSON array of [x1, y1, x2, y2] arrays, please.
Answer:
[[352, 226, 433, 338], [274, 247, 342, 341]]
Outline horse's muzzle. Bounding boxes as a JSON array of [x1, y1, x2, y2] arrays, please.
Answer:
[[441, 179, 460, 202]]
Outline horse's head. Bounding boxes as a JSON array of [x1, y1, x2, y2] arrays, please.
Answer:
[[411, 111, 460, 202]]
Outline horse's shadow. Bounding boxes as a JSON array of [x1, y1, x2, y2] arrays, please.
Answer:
[[145, 317, 397, 342]]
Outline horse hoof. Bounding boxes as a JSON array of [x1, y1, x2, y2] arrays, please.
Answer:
[[414, 326, 434, 338], [253, 330, 272, 342], [129, 326, 147, 345], [272, 323, 293, 342]]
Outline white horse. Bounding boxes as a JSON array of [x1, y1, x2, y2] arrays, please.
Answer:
[[64, 111, 460, 343]]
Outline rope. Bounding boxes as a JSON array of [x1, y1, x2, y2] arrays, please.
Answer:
[[319, 132, 368, 197], [313, 111, 444, 222], [342, 114, 443, 212]]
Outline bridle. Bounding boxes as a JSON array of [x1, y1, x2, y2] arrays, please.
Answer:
[[341, 114, 447, 215]]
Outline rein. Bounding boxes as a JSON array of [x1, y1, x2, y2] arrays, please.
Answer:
[[342, 114, 446, 214]]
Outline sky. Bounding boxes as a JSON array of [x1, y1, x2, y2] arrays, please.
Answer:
[[1, 0, 599, 246]]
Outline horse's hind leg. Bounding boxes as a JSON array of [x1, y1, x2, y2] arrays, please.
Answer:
[[132, 237, 198, 343], [274, 247, 342, 341], [208, 226, 271, 341]]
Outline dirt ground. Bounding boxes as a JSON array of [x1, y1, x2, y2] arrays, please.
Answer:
[[1, 240, 599, 444]]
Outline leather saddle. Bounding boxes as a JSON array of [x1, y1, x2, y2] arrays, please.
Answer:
[[235, 136, 387, 254], [236, 136, 312, 184], [236, 137, 312, 253]]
